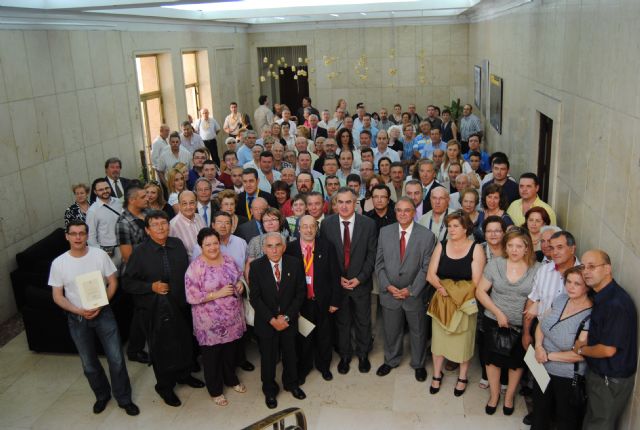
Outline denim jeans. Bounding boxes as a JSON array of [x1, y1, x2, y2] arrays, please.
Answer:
[[67, 306, 132, 405]]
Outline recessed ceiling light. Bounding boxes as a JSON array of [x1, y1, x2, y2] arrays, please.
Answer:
[[330, 13, 339, 17], [275, 16, 285, 20], [360, 12, 367, 16]]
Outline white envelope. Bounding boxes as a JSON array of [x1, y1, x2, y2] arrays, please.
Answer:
[[524, 345, 550, 393], [298, 316, 316, 337]]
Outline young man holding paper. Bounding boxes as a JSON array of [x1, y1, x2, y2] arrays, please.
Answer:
[[48, 220, 139, 416]]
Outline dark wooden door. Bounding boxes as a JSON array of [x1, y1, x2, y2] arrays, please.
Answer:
[[537, 113, 553, 201], [278, 66, 309, 121]]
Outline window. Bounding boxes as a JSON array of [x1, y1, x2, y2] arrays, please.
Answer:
[[182, 51, 200, 121], [135, 54, 165, 178]]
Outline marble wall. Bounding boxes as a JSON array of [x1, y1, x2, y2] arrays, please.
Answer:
[[469, 1, 640, 427], [248, 24, 469, 116], [0, 28, 250, 322]]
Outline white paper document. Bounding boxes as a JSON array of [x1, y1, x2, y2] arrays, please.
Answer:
[[524, 345, 550, 393], [75, 271, 109, 310], [298, 316, 316, 337]]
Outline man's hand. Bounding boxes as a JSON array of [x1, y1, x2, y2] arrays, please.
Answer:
[[270, 315, 289, 331], [573, 339, 587, 352], [329, 306, 338, 313], [235, 281, 245, 296], [523, 302, 538, 322], [344, 278, 360, 290], [152, 281, 170, 295], [82, 307, 101, 320]]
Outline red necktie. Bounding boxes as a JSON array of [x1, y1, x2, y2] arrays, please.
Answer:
[[342, 221, 351, 271], [274, 263, 281, 288], [400, 230, 406, 261]]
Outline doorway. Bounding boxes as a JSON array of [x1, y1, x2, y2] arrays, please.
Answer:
[[257, 46, 308, 118], [278, 66, 309, 120], [537, 113, 553, 202]]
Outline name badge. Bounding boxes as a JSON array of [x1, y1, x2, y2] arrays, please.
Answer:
[[306, 276, 312, 285]]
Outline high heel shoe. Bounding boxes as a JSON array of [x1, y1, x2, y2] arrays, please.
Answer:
[[503, 398, 515, 416], [429, 374, 443, 395], [485, 395, 500, 415], [454, 378, 468, 397]]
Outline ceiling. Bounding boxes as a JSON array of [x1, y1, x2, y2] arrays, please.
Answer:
[[0, 0, 484, 26]]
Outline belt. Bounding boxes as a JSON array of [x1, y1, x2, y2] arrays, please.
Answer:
[[590, 370, 632, 385]]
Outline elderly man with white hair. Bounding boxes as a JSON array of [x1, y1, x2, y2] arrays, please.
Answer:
[[418, 186, 451, 242]]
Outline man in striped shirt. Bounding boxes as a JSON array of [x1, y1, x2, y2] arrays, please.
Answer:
[[459, 104, 482, 153]]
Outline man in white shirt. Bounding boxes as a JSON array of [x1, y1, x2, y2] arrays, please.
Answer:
[[276, 109, 297, 135], [318, 109, 331, 129], [373, 130, 400, 169], [86, 178, 124, 267], [180, 121, 205, 154], [192, 108, 221, 165], [151, 124, 170, 172], [257, 150, 281, 193], [157, 131, 192, 183], [418, 186, 450, 242]]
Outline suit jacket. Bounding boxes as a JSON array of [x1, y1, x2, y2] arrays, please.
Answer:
[[284, 238, 342, 315], [422, 181, 444, 214], [249, 255, 306, 338], [319, 213, 377, 296], [235, 220, 261, 243], [309, 126, 328, 142], [90, 176, 132, 203], [235, 190, 278, 218], [375, 223, 436, 311]]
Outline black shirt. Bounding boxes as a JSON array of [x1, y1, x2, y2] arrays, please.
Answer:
[[365, 203, 397, 234], [122, 237, 190, 309], [586, 280, 638, 378]]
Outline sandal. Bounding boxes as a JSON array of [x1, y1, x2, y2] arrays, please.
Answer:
[[232, 383, 247, 394], [478, 378, 489, 389], [454, 378, 468, 397], [429, 374, 443, 395], [213, 395, 228, 406]]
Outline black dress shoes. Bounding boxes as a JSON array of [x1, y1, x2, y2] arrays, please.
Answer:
[[358, 357, 371, 373], [522, 413, 533, 425], [337, 358, 350, 374], [119, 403, 140, 416], [155, 386, 182, 407], [178, 375, 205, 388], [240, 360, 255, 371], [127, 351, 150, 364], [290, 387, 306, 400], [414, 368, 427, 382], [93, 397, 110, 414], [265, 396, 278, 409], [321, 370, 333, 381], [376, 364, 393, 377]]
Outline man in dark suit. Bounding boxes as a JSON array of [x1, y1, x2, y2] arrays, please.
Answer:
[[308, 114, 328, 142], [285, 215, 342, 383], [235, 168, 277, 218], [375, 197, 437, 381], [91, 157, 132, 203], [296, 96, 319, 125], [249, 232, 307, 409], [414, 158, 443, 214], [320, 187, 377, 375], [235, 196, 268, 243]]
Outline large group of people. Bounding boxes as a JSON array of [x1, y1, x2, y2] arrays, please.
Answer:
[[52, 96, 637, 429]]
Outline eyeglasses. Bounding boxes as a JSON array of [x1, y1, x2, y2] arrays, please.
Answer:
[[577, 264, 607, 272]]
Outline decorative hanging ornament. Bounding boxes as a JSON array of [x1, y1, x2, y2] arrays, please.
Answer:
[[263, 57, 268, 63]]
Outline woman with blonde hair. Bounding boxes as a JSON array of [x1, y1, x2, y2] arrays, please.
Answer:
[[166, 167, 186, 213], [145, 181, 174, 219]]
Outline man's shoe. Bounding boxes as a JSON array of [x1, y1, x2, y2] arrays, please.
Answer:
[[358, 357, 371, 373], [127, 351, 150, 364], [240, 360, 255, 371], [93, 397, 110, 414], [522, 413, 533, 425], [298, 376, 306, 386], [337, 358, 350, 374], [414, 368, 427, 382], [120, 403, 140, 416], [191, 361, 201, 373], [155, 386, 181, 407], [445, 360, 459, 371], [376, 364, 393, 377], [265, 396, 277, 409], [290, 387, 306, 400], [178, 375, 205, 388], [321, 370, 333, 381]]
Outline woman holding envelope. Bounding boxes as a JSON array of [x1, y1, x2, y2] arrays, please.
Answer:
[[185, 228, 247, 406], [532, 266, 592, 430]]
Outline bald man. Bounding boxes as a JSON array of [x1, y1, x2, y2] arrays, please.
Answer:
[[169, 191, 206, 260]]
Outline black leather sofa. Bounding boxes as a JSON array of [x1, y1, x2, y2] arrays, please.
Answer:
[[10, 228, 133, 353]]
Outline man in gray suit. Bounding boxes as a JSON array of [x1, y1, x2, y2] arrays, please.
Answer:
[[320, 187, 378, 375], [374, 197, 437, 382]]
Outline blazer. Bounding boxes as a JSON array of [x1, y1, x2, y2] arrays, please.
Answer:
[[249, 254, 306, 338], [235, 220, 261, 243], [284, 238, 342, 315], [309, 126, 328, 142], [235, 190, 278, 218], [375, 223, 437, 311], [90, 176, 132, 203], [319, 213, 377, 295], [422, 181, 444, 214]]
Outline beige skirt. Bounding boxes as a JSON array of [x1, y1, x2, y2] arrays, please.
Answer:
[[431, 314, 477, 363]]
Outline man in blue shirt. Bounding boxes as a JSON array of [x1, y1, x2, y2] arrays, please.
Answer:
[[574, 250, 637, 430], [463, 133, 491, 173], [236, 130, 257, 166]]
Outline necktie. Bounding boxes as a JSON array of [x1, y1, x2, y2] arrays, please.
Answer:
[[400, 230, 407, 261], [160, 246, 171, 284], [342, 220, 351, 271], [202, 205, 208, 226], [247, 195, 254, 219], [114, 179, 123, 198], [304, 245, 314, 299], [274, 263, 281, 287]]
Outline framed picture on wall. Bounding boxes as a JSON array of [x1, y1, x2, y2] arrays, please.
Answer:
[[489, 73, 503, 134], [481, 60, 489, 116], [474, 65, 482, 110]]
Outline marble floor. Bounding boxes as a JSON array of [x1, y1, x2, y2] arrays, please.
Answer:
[[0, 320, 531, 430]]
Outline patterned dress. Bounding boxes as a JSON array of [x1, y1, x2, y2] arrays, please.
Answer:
[[184, 254, 246, 346]]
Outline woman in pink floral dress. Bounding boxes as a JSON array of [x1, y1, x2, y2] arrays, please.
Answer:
[[185, 228, 247, 406]]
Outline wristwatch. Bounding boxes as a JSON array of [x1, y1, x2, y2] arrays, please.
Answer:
[[283, 315, 290, 323], [577, 347, 583, 355]]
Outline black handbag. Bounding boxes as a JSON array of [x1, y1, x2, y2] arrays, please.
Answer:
[[568, 316, 590, 407], [489, 325, 521, 356]]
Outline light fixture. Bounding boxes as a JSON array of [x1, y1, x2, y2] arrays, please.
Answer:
[[360, 12, 367, 16], [274, 16, 285, 20], [330, 13, 339, 17]]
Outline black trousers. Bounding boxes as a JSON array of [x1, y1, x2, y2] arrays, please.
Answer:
[[203, 139, 220, 166], [201, 340, 240, 397], [297, 299, 333, 377], [532, 374, 583, 430], [337, 291, 372, 361], [258, 328, 298, 397], [126, 306, 147, 355]]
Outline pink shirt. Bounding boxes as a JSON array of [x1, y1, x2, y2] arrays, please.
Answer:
[[170, 212, 205, 260]]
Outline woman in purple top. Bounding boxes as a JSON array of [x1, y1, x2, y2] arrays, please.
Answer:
[[185, 228, 247, 406]]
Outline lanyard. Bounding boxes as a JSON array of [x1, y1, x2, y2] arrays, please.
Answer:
[[303, 247, 314, 274]]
